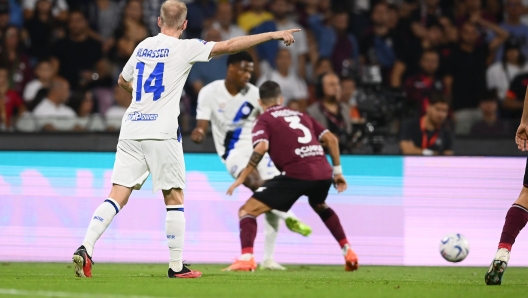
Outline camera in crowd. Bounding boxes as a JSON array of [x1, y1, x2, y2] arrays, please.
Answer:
[[342, 62, 403, 153]]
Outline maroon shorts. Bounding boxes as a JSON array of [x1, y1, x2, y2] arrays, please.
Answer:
[[252, 175, 333, 211]]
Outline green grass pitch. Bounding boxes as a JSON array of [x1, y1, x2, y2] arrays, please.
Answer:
[[1, 263, 527, 297]]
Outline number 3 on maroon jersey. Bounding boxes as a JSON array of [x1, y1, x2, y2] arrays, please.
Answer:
[[284, 116, 312, 144]]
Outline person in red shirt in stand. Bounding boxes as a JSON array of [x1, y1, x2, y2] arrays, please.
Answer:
[[224, 80, 358, 272], [403, 50, 445, 117], [0, 66, 25, 129]]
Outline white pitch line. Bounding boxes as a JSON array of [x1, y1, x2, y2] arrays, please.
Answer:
[[0, 288, 172, 298]]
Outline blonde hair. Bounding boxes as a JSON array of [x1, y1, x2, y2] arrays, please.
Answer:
[[160, 0, 187, 29]]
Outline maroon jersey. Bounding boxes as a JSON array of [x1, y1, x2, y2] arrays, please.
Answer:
[[252, 105, 333, 180]]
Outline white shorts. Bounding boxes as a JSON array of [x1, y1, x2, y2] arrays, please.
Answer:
[[225, 150, 280, 181], [111, 139, 185, 192]]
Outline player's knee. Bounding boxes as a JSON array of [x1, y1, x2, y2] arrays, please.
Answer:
[[238, 205, 250, 218], [310, 202, 328, 213]]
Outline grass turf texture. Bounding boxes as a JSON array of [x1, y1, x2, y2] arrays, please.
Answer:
[[0, 263, 527, 298]]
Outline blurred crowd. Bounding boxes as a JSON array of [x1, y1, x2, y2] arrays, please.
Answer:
[[0, 0, 527, 153]]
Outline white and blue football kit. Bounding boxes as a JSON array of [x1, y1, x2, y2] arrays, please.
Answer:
[[196, 80, 280, 180], [112, 34, 216, 191]]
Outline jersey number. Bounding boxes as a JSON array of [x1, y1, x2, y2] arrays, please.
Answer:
[[135, 62, 165, 102], [284, 116, 312, 144]]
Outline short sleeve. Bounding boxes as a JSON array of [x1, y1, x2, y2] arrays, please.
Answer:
[[252, 117, 270, 147], [196, 87, 212, 120], [121, 49, 138, 82], [180, 39, 217, 64], [309, 115, 328, 140]]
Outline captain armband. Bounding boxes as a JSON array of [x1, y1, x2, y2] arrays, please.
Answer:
[[248, 151, 264, 168]]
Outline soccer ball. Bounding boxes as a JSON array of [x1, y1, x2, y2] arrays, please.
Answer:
[[439, 233, 470, 262]]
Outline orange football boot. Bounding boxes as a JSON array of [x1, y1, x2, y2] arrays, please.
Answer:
[[222, 257, 257, 272], [345, 247, 359, 271]]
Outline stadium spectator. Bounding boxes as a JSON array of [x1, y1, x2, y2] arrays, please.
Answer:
[[32, 77, 76, 131], [456, 0, 497, 28], [402, 50, 445, 117], [113, 0, 149, 66], [340, 76, 361, 122], [470, 89, 507, 136], [409, 0, 452, 32], [252, 0, 308, 79], [503, 69, 528, 118], [257, 49, 308, 110], [81, 0, 121, 53], [71, 89, 104, 131], [188, 27, 227, 94], [237, 0, 273, 33], [308, 9, 359, 77], [186, 0, 216, 39], [359, 2, 397, 84], [487, 37, 528, 101], [307, 73, 353, 153], [88, 59, 114, 115], [51, 10, 102, 91], [446, 20, 508, 133], [23, 59, 54, 104], [137, 0, 164, 36], [211, 2, 245, 41], [400, 94, 453, 156], [391, 22, 447, 88], [0, 25, 32, 96], [23, 0, 68, 22], [105, 85, 131, 131], [24, 0, 56, 61], [494, 0, 528, 62], [0, 66, 24, 129]]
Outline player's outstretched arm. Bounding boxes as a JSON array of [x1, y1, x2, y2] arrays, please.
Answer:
[[227, 141, 268, 195], [320, 131, 347, 193], [118, 74, 133, 95], [516, 86, 528, 151], [210, 29, 301, 58], [191, 120, 209, 143]]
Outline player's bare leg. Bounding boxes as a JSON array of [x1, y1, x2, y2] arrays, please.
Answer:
[[73, 184, 132, 277], [223, 198, 272, 272], [243, 169, 309, 270], [311, 202, 358, 271], [164, 188, 201, 278], [485, 186, 528, 285]]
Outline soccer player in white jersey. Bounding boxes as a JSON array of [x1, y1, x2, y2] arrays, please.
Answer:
[[71, 0, 301, 279], [191, 52, 312, 270]]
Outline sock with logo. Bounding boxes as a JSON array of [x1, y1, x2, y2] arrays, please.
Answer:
[[498, 204, 528, 251], [240, 215, 257, 256], [263, 212, 280, 261], [166, 205, 185, 272], [317, 207, 349, 249], [82, 198, 120, 257]]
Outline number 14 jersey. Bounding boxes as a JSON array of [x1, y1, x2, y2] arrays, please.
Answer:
[[252, 105, 333, 181], [119, 34, 216, 140]]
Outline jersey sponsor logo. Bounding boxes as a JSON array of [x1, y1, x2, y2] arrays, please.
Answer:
[[136, 48, 170, 58], [127, 111, 159, 121], [295, 145, 325, 158], [256, 187, 266, 192], [197, 39, 208, 45]]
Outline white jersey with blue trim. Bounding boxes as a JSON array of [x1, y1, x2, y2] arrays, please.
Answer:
[[119, 33, 216, 140], [196, 80, 262, 160]]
